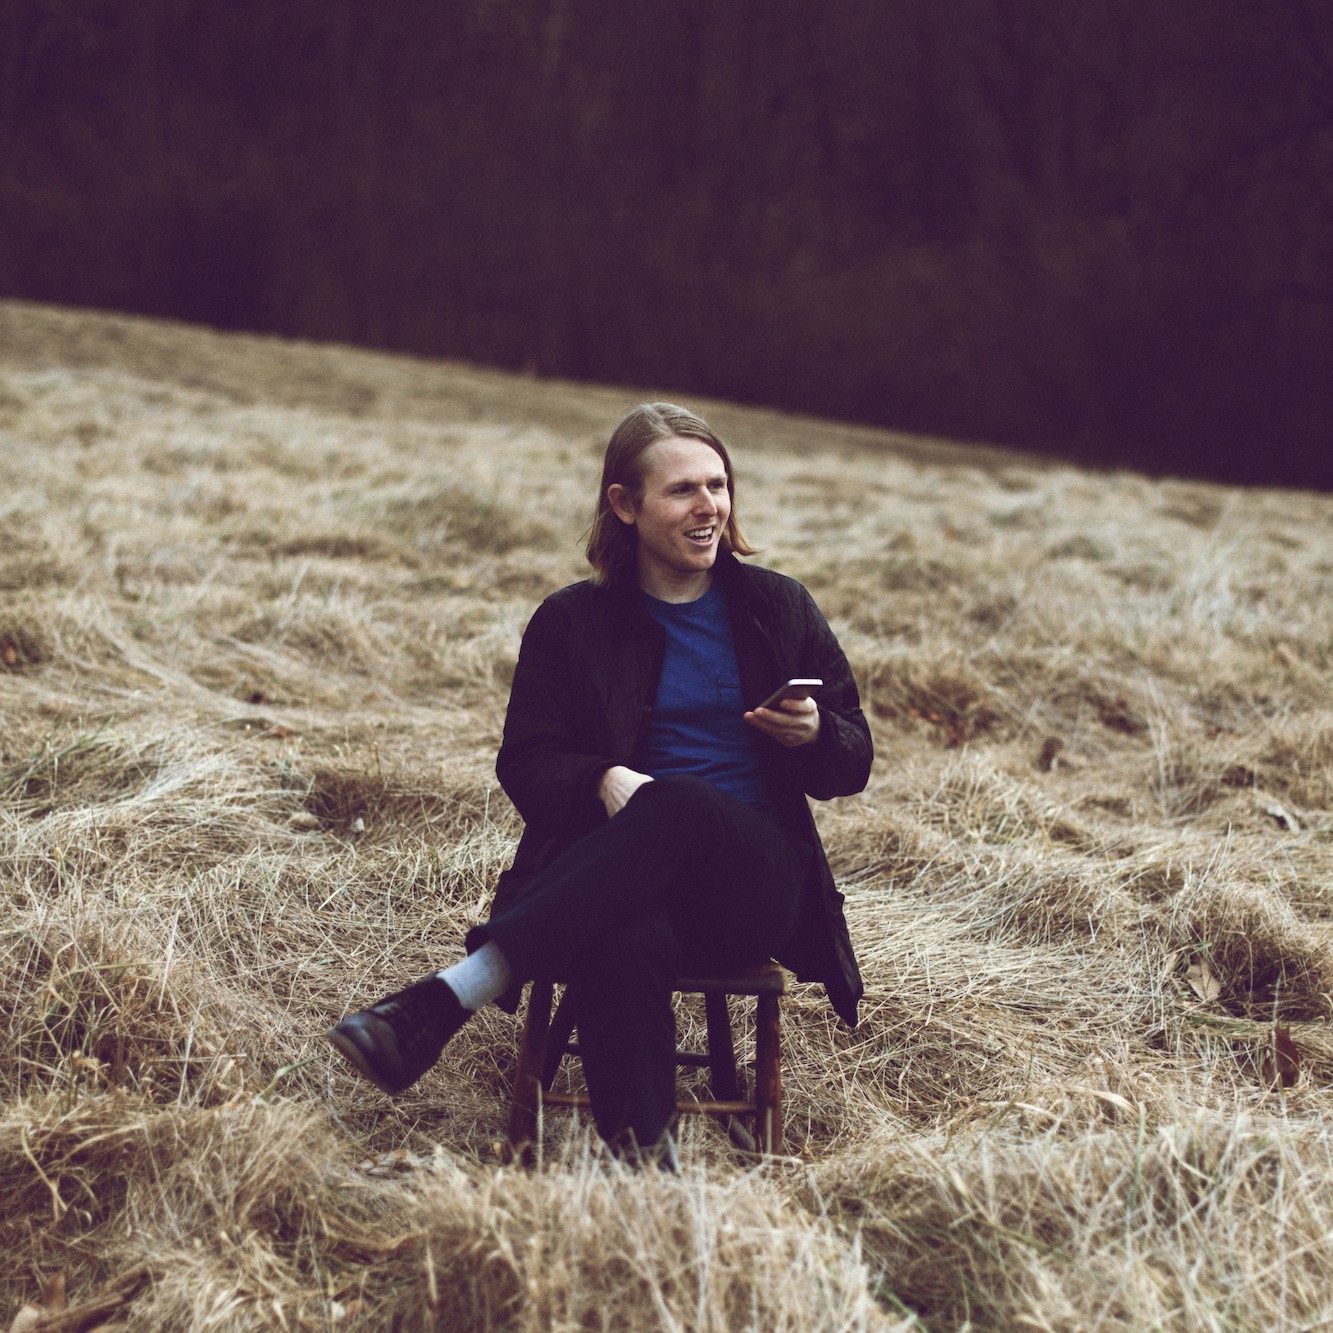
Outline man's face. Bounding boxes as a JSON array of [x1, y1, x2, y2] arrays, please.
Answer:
[[609, 436, 731, 598]]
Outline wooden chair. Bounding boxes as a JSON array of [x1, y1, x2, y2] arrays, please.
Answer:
[[506, 961, 786, 1159]]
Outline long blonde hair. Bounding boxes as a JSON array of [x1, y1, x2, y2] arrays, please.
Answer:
[[585, 402, 757, 585]]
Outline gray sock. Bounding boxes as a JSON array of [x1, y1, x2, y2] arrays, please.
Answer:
[[436, 941, 512, 1012]]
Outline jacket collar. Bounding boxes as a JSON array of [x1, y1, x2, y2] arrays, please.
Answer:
[[601, 551, 753, 636]]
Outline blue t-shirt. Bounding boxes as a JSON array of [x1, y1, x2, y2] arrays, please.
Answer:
[[640, 582, 775, 817]]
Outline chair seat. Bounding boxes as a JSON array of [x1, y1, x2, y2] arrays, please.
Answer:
[[676, 961, 786, 996], [506, 961, 787, 1161]]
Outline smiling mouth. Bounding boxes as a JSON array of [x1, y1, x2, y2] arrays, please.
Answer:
[[685, 527, 716, 543]]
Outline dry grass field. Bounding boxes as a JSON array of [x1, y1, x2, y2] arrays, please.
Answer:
[[2, 299, 1331, 1330]]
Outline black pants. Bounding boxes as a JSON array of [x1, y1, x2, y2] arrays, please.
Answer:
[[473, 776, 805, 1148]]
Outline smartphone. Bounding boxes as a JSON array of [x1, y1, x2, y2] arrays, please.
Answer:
[[756, 678, 822, 711]]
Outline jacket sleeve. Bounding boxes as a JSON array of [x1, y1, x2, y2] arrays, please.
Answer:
[[787, 585, 873, 800], [495, 594, 613, 830]]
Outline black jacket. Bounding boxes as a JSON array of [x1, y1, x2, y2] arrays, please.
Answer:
[[486, 552, 873, 1025]]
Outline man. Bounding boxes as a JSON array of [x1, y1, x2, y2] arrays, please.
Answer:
[[328, 402, 872, 1157]]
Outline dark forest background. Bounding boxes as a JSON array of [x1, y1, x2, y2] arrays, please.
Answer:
[[2, 0, 1331, 488]]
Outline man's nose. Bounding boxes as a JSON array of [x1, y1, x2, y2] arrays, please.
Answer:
[[695, 488, 718, 513]]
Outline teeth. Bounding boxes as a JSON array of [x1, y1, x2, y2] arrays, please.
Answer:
[[687, 528, 714, 540]]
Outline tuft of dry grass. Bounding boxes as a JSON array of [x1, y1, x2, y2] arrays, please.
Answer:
[[811, 1108, 1333, 1329], [2, 299, 1332, 1328]]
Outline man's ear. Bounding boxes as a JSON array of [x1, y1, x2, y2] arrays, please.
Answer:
[[607, 484, 636, 527]]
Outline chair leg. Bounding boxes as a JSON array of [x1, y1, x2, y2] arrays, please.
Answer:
[[506, 979, 553, 1163], [540, 987, 578, 1089], [703, 991, 739, 1100], [706, 990, 757, 1152], [753, 991, 782, 1155]]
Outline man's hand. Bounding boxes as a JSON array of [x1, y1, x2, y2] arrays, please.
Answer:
[[744, 696, 821, 748], [598, 765, 655, 818]]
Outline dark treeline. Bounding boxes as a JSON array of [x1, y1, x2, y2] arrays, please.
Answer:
[[3, 0, 1331, 487]]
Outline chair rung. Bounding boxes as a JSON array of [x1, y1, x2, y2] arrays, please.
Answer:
[[676, 1097, 758, 1116], [540, 1089, 590, 1108], [540, 1089, 759, 1117], [559, 1045, 714, 1070]]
